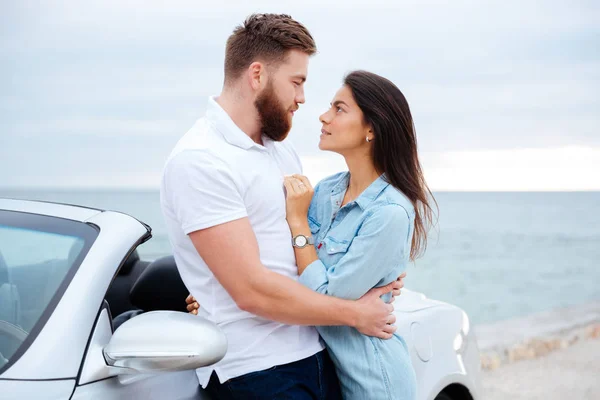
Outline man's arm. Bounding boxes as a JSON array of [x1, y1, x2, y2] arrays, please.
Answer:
[[189, 217, 397, 339]]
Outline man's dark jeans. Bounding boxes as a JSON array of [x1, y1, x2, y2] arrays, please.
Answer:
[[205, 350, 342, 400]]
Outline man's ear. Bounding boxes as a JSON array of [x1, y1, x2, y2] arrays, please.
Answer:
[[247, 62, 267, 91]]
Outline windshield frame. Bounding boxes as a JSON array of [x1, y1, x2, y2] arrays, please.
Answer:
[[0, 210, 99, 376]]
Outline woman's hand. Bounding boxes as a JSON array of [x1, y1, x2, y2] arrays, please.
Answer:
[[283, 174, 314, 227], [185, 294, 199, 315]]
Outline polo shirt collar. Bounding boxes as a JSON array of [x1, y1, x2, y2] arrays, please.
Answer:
[[331, 172, 390, 210], [205, 96, 268, 151]]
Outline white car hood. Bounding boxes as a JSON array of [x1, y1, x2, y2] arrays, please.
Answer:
[[394, 289, 448, 313]]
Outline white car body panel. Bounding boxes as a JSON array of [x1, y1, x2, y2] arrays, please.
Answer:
[[71, 370, 204, 400], [79, 308, 120, 385], [0, 199, 101, 222], [394, 290, 482, 400], [2, 379, 75, 400]]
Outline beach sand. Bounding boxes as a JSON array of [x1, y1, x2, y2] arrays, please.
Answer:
[[476, 301, 600, 399], [482, 337, 600, 399]]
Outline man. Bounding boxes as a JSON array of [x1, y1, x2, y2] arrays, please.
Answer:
[[160, 14, 403, 399]]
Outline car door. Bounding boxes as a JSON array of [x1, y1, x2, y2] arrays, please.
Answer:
[[70, 299, 213, 400], [72, 369, 208, 400]]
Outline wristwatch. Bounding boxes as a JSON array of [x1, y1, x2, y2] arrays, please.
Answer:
[[292, 234, 314, 249]]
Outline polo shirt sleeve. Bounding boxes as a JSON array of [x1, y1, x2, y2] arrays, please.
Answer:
[[298, 204, 412, 300], [164, 150, 248, 234]]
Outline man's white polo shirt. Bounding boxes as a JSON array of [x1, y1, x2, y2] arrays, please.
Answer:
[[160, 97, 324, 387]]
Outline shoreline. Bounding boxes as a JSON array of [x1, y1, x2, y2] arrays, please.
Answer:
[[475, 300, 600, 370]]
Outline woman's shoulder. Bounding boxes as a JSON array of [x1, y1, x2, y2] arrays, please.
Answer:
[[378, 185, 415, 218]]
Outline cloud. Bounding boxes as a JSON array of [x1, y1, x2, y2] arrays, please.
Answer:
[[421, 146, 600, 191], [300, 146, 600, 192], [1, 1, 599, 190], [11, 119, 184, 138]]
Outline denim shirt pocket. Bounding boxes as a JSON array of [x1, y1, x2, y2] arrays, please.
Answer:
[[321, 236, 351, 265]]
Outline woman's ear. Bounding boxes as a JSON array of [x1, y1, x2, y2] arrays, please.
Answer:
[[366, 127, 375, 142]]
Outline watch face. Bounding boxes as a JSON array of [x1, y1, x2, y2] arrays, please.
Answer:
[[294, 235, 308, 247]]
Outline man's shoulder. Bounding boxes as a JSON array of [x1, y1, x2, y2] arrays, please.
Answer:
[[165, 119, 229, 169], [165, 148, 225, 172], [169, 118, 217, 154]]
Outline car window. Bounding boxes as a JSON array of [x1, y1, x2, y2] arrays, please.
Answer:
[[0, 210, 98, 374]]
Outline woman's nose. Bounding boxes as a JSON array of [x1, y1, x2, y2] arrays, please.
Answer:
[[319, 111, 329, 124]]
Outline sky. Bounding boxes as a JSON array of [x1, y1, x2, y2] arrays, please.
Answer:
[[1, 0, 599, 190]]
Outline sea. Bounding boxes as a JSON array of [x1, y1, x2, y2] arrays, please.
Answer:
[[1, 189, 599, 326]]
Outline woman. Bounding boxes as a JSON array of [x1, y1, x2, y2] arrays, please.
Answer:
[[281, 70, 436, 400]]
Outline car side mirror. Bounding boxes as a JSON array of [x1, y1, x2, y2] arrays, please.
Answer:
[[103, 311, 227, 374]]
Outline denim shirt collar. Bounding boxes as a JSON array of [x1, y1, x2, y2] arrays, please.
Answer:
[[331, 172, 390, 210]]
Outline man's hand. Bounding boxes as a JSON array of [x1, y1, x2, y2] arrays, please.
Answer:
[[354, 281, 397, 338], [185, 294, 199, 315]]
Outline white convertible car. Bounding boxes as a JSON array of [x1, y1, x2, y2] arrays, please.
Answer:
[[0, 199, 481, 400]]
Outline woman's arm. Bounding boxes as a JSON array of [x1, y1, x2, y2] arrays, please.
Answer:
[[284, 175, 321, 275], [299, 204, 411, 300], [288, 219, 320, 275], [284, 175, 412, 301]]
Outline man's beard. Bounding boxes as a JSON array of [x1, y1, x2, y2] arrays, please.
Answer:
[[254, 82, 292, 142]]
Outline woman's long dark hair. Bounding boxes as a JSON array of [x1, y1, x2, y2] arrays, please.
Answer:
[[345, 70, 437, 260]]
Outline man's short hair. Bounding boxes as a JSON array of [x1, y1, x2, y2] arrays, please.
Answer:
[[224, 13, 316, 83]]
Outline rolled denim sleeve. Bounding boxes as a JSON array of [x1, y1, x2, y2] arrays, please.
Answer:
[[298, 204, 412, 300]]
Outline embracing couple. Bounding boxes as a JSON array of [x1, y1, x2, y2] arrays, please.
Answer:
[[160, 13, 435, 400]]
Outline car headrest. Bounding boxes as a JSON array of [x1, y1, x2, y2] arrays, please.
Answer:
[[119, 250, 140, 275], [129, 255, 189, 312]]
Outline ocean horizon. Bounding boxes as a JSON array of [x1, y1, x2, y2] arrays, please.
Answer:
[[2, 188, 599, 327]]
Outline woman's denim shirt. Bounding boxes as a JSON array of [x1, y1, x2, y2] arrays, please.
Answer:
[[298, 171, 417, 400], [299, 171, 415, 301]]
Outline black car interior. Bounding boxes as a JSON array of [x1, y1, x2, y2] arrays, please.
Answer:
[[105, 251, 191, 330]]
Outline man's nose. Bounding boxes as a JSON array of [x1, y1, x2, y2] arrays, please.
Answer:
[[295, 88, 305, 104]]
